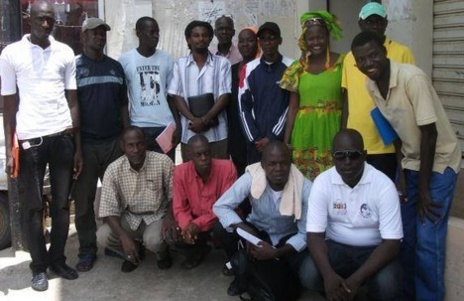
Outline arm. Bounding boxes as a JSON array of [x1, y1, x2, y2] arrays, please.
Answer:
[[2, 94, 18, 175], [172, 166, 194, 230], [202, 93, 229, 126], [417, 123, 439, 223], [283, 92, 299, 145], [308, 232, 349, 301], [238, 73, 262, 143], [341, 88, 348, 129], [120, 103, 130, 128], [393, 139, 407, 203], [65, 89, 83, 179], [167, 94, 181, 146], [105, 215, 140, 264]]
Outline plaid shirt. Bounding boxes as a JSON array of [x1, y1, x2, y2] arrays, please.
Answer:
[[99, 151, 173, 230]]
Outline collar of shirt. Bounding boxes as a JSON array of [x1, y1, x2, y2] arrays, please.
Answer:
[[122, 154, 148, 173], [23, 34, 55, 50], [186, 51, 215, 67], [259, 54, 283, 70]]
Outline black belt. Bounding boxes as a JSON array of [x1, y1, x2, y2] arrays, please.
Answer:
[[19, 129, 74, 145]]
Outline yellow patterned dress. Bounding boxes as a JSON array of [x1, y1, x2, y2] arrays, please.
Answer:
[[280, 55, 344, 180]]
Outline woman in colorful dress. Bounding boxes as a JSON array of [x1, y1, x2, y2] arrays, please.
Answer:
[[280, 11, 344, 180]]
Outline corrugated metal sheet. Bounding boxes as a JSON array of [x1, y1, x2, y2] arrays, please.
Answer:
[[433, 0, 464, 154]]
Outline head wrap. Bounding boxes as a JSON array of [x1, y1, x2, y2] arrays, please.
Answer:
[[239, 26, 261, 59], [297, 11, 342, 71]]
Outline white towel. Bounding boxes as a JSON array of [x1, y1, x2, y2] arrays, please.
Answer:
[[245, 163, 304, 219]]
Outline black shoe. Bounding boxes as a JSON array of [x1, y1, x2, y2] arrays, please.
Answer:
[[121, 260, 138, 273], [31, 272, 48, 291], [50, 263, 79, 280], [227, 279, 243, 296], [157, 251, 172, 270]]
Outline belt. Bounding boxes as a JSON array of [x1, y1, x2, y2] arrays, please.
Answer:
[[18, 128, 75, 147]]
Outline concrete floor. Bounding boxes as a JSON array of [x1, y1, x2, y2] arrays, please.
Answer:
[[0, 225, 324, 301]]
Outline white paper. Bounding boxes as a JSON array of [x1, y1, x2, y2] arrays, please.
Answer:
[[236, 227, 262, 247]]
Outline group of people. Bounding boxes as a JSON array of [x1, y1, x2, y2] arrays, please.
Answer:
[[0, 1, 460, 301]]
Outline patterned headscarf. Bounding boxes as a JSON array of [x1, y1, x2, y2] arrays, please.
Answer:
[[297, 11, 343, 70]]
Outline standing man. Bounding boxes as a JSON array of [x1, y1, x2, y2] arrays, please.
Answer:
[[166, 134, 236, 269], [119, 17, 180, 161], [341, 2, 415, 181], [209, 15, 242, 65], [73, 17, 129, 272], [352, 31, 461, 301], [302, 129, 403, 301], [0, 0, 82, 291], [97, 126, 174, 273], [168, 20, 231, 162], [238, 22, 294, 164]]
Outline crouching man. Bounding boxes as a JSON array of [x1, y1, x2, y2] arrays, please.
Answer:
[[213, 140, 311, 301], [301, 129, 403, 300], [96, 126, 173, 272]]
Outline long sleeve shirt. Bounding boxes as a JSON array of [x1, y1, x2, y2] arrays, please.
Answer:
[[173, 159, 237, 232], [213, 172, 311, 252]]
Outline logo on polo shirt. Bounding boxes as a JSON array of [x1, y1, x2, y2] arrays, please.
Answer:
[[332, 199, 347, 215], [360, 203, 371, 219]]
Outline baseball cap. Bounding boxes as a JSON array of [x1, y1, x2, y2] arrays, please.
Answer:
[[359, 2, 387, 20], [82, 17, 111, 33], [257, 22, 281, 38]]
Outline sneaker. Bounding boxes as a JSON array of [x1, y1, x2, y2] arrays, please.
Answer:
[[121, 260, 138, 273], [31, 272, 48, 292]]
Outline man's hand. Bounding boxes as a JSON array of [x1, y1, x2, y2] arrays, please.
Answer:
[[181, 222, 200, 245], [188, 118, 207, 133], [255, 137, 270, 152], [162, 213, 180, 245], [417, 188, 441, 224], [249, 241, 277, 261], [324, 272, 350, 301], [119, 232, 140, 264], [73, 150, 83, 179]]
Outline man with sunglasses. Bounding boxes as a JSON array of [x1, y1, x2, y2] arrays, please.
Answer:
[[352, 31, 461, 301], [341, 2, 415, 182], [301, 129, 403, 301], [238, 22, 294, 164]]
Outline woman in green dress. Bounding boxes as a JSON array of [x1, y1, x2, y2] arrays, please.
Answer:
[[280, 11, 344, 180]]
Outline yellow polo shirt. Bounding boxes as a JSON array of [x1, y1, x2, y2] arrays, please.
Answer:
[[342, 38, 415, 154], [366, 60, 461, 173]]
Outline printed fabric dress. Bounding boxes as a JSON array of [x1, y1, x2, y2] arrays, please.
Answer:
[[280, 55, 344, 180]]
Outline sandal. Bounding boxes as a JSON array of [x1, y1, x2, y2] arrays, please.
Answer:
[[182, 245, 212, 270], [75, 255, 96, 272]]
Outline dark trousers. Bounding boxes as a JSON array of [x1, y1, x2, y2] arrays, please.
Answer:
[[73, 137, 122, 258], [140, 126, 175, 161], [19, 134, 75, 273], [246, 142, 261, 165], [366, 153, 397, 182]]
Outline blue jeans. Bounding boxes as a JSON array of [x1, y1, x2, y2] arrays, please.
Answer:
[[299, 240, 401, 301], [401, 167, 458, 301], [19, 134, 75, 273]]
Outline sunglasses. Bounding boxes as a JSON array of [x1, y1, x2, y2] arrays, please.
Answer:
[[332, 150, 365, 161], [305, 18, 326, 27]]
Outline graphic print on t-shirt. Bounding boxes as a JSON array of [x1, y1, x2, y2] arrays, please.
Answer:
[[137, 65, 161, 106]]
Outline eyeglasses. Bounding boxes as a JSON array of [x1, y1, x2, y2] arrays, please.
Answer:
[[332, 150, 364, 161], [305, 18, 326, 28]]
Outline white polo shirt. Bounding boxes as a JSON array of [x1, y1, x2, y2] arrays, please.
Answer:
[[307, 163, 403, 247], [0, 34, 76, 140]]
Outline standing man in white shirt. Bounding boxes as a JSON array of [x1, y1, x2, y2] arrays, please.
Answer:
[[119, 17, 180, 161], [168, 20, 231, 161], [0, 0, 82, 291]]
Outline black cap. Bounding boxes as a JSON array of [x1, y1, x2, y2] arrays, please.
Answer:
[[257, 22, 281, 38]]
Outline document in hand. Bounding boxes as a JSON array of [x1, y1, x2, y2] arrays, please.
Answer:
[[155, 122, 176, 154], [236, 227, 262, 248]]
